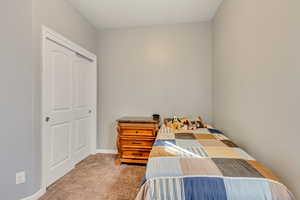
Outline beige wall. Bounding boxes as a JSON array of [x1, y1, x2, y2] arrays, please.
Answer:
[[31, 0, 98, 196], [98, 23, 213, 149], [213, 0, 300, 198]]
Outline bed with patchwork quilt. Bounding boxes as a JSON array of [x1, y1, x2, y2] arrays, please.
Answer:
[[136, 126, 295, 200]]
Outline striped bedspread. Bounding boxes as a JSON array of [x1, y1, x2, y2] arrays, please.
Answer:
[[136, 126, 295, 200]]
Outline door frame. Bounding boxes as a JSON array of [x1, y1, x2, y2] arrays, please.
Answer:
[[41, 26, 97, 188]]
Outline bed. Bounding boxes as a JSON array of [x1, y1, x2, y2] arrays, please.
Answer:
[[136, 126, 295, 200]]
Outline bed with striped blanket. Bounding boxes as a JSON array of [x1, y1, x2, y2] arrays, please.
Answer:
[[135, 126, 295, 200]]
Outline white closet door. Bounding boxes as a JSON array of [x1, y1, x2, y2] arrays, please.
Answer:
[[43, 39, 74, 186], [43, 39, 95, 186], [72, 54, 94, 164]]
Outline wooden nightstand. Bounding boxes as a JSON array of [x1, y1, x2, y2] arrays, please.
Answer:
[[117, 117, 159, 164]]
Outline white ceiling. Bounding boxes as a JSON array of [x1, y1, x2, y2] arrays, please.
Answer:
[[67, 0, 223, 29]]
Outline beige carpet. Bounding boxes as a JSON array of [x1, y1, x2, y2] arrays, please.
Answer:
[[40, 154, 146, 200]]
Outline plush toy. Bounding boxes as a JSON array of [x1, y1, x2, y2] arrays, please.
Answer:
[[169, 116, 185, 130], [179, 117, 190, 130], [196, 116, 205, 128], [170, 116, 180, 130], [171, 121, 181, 130], [165, 116, 205, 130]]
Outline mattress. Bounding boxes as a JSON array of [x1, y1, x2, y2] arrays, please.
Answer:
[[136, 126, 295, 200]]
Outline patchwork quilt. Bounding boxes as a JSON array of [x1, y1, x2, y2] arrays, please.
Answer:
[[136, 126, 295, 200]]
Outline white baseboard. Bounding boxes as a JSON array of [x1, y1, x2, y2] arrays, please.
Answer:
[[21, 188, 46, 200], [96, 149, 118, 154]]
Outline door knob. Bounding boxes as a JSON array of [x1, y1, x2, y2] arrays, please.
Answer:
[[45, 117, 50, 122], [88, 110, 92, 114]]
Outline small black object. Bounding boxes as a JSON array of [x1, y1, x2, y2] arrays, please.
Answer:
[[152, 114, 160, 121], [45, 117, 50, 122]]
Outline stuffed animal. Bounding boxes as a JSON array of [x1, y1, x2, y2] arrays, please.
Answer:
[[164, 116, 205, 130]]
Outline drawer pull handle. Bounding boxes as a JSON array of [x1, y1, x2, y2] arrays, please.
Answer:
[[136, 131, 139, 133], [132, 153, 142, 156], [132, 142, 142, 145]]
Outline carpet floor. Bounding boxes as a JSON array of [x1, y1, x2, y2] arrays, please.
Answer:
[[39, 154, 146, 200]]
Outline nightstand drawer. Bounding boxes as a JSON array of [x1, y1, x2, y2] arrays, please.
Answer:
[[117, 117, 159, 164], [120, 129, 154, 136], [121, 150, 150, 159], [120, 139, 154, 149]]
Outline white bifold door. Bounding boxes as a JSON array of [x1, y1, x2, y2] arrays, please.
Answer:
[[43, 37, 96, 187]]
